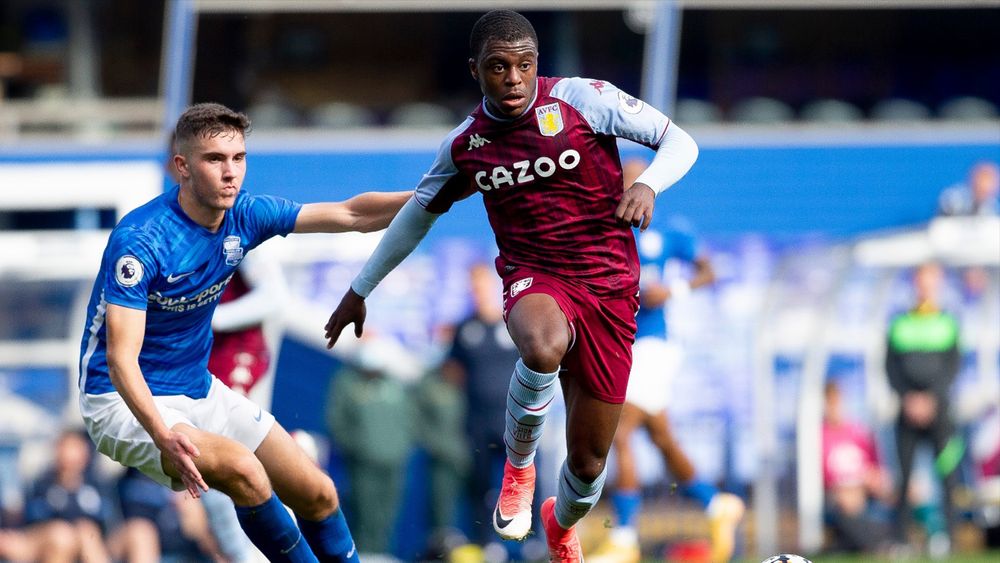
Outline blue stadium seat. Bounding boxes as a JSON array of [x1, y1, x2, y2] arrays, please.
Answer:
[[938, 96, 999, 121], [799, 99, 864, 123], [870, 98, 932, 122], [674, 98, 723, 124], [728, 97, 794, 124], [309, 102, 378, 129]]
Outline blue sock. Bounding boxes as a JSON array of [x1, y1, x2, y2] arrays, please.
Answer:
[[298, 507, 359, 563], [234, 494, 318, 563], [612, 490, 642, 527], [679, 479, 717, 510]]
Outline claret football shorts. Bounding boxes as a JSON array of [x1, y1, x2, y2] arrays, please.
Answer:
[[501, 269, 639, 404]]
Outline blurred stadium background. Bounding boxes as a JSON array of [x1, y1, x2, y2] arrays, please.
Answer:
[[0, 0, 998, 561]]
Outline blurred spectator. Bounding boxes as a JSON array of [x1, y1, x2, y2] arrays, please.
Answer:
[[439, 262, 520, 549], [821, 380, 893, 553], [0, 428, 111, 562], [413, 366, 471, 555], [937, 161, 1000, 217], [109, 467, 218, 563], [971, 406, 1000, 547], [885, 262, 962, 552], [326, 337, 415, 555]]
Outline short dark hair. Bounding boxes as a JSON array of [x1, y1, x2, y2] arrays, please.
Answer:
[[174, 103, 251, 154], [469, 10, 538, 60]]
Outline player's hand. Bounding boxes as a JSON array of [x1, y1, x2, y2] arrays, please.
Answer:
[[616, 182, 656, 231], [157, 431, 208, 498], [325, 287, 367, 349]]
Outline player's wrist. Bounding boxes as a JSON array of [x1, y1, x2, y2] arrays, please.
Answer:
[[349, 278, 372, 299]]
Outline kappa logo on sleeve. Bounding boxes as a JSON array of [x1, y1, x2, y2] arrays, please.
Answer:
[[114, 255, 144, 287]]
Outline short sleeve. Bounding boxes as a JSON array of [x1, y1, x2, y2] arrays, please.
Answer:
[[103, 227, 158, 311], [415, 117, 477, 213], [241, 192, 302, 246], [666, 230, 699, 263], [549, 77, 671, 149]]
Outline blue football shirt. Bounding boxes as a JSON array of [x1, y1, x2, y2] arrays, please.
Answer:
[[634, 227, 698, 340], [79, 185, 300, 398]]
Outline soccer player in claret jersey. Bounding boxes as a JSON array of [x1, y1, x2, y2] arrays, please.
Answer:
[[78, 102, 410, 562], [324, 10, 698, 561]]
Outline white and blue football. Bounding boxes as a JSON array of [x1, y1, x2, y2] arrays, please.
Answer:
[[760, 555, 812, 563]]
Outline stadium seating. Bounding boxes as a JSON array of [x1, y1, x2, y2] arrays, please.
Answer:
[[728, 97, 795, 124], [870, 98, 932, 122]]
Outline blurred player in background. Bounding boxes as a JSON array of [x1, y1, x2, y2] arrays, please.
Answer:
[[886, 262, 962, 554], [324, 10, 698, 561], [591, 158, 742, 563], [78, 102, 411, 562], [440, 262, 521, 554]]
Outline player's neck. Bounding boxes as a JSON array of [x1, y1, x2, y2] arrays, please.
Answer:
[[177, 187, 225, 232]]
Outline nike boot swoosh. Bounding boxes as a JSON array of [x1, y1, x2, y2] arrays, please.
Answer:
[[494, 506, 515, 529]]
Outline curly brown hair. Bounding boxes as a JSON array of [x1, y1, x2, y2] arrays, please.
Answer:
[[174, 103, 251, 154]]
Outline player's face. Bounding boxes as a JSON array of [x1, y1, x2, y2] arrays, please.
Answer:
[[470, 38, 538, 118], [176, 130, 246, 212]]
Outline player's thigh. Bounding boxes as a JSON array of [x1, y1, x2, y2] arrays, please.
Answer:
[[643, 408, 679, 447], [164, 423, 265, 490], [254, 421, 336, 513], [506, 292, 572, 365]]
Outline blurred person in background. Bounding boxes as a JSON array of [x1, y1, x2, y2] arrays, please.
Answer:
[[439, 262, 521, 554], [108, 467, 218, 563], [413, 357, 472, 559], [78, 103, 410, 562], [937, 161, 999, 217], [591, 159, 740, 563], [820, 380, 893, 554], [0, 428, 111, 563], [324, 10, 699, 560], [886, 262, 962, 554], [326, 337, 415, 556]]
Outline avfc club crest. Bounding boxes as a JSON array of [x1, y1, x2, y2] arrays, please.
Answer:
[[222, 235, 244, 266], [535, 103, 564, 137]]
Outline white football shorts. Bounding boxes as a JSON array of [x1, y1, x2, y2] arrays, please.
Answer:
[[625, 336, 684, 414], [80, 376, 276, 490]]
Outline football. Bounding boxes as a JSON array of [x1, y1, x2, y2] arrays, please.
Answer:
[[760, 555, 813, 563]]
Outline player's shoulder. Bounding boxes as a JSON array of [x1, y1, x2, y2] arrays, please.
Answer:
[[111, 192, 172, 245], [440, 115, 479, 156], [547, 76, 620, 106]]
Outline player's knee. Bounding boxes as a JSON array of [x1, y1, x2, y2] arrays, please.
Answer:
[[296, 474, 338, 521], [225, 452, 271, 505], [566, 453, 607, 484], [516, 333, 564, 373]]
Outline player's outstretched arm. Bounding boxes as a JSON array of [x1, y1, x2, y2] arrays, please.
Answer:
[[324, 197, 440, 348], [293, 190, 413, 234], [105, 304, 209, 498]]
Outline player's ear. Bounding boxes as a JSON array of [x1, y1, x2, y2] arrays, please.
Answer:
[[468, 58, 478, 81], [173, 154, 188, 178]]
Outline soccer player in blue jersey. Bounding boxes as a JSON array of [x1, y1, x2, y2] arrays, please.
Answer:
[[78, 103, 410, 563], [590, 160, 743, 563]]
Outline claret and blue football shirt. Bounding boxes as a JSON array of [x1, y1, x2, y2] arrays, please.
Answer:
[[79, 185, 300, 399]]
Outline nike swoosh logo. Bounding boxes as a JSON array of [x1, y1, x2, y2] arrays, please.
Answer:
[[254, 408, 262, 422], [494, 506, 514, 529], [166, 271, 196, 283]]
